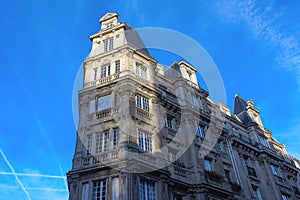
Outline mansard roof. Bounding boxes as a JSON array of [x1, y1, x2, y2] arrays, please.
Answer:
[[234, 95, 255, 125]]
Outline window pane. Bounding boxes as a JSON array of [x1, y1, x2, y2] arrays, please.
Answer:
[[197, 125, 205, 138], [93, 68, 98, 80], [82, 183, 89, 200], [86, 135, 92, 155], [204, 159, 212, 171], [109, 37, 114, 50], [104, 40, 108, 52], [113, 129, 119, 149], [93, 180, 107, 200], [112, 177, 119, 200], [115, 60, 120, 73], [89, 99, 96, 113], [138, 131, 152, 152], [139, 179, 155, 200], [98, 95, 111, 111]]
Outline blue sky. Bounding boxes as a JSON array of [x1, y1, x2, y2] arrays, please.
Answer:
[[1, 0, 300, 199]]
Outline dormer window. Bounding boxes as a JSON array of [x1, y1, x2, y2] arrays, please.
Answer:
[[259, 136, 269, 147], [105, 23, 113, 29], [136, 62, 147, 79], [187, 71, 193, 81], [270, 164, 280, 176], [104, 37, 114, 52]]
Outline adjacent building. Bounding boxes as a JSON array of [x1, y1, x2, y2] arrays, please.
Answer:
[[67, 13, 300, 200]]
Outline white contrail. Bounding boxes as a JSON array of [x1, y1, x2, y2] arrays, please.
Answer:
[[25, 187, 68, 192], [0, 148, 31, 200], [0, 185, 68, 192], [0, 172, 66, 179]]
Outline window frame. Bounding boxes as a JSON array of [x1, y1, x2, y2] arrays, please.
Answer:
[[259, 135, 269, 147], [113, 128, 119, 149], [270, 164, 280, 176], [138, 130, 152, 153], [204, 159, 212, 171], [100, 64, 111, 78], [95, 131, 109, 153], [136, 94, 149, 112], [197, 125, 205, 138], [139, 178, 156, 200], [92, 179, 107, 200], [136, 62, 147, 79], [97, 94, 111, 111], [115, 60, 120, 73], [93, 68, 98, 81]]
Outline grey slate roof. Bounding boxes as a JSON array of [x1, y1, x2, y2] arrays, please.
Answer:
[[234, 95, 254, 125]]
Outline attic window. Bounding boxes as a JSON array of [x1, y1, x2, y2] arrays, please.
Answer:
[[105, 23, 114, 30], [187, 71, 193, 81]]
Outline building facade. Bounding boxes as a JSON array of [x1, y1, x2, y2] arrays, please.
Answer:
[[67, 13, 300, 200]]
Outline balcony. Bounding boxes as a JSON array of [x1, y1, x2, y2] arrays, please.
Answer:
[[81, 150, 119, 167], [84, 73, 120, 88], [135, 107, 153, 120], [134, 74, 149, 85], [138, 153, 156, 164], [168, 164, 193, 183], [87, 107, 119, 122]]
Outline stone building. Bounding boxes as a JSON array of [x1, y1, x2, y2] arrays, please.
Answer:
[[67, 13, 300, 200]]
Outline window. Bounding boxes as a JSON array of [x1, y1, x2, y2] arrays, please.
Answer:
[[224, 169, 231, 181], [168, 152, 176, 163], [104, 37, 113, 52], [113, 92, 119, 107], [115, 60, 120, 73], [173, 195, 182, 200], [247, 166, 257, 177], [281, 194, 289, 200], [204, 159, 212, 171], [97, 95, 111, 111], [109, 37, 114, 50], [165, 117, 176, 130], [259, 136, 269, 147], [253, 186, 263, 200], [82, 183, 89, 200], [292, 186, 300, 196], [95, 131, 109, 153], [112, 177, 119, 200], [104, 39, 108, 52], [191, 94, 198, 106], [89, 99, 96, 113], [197, 125, 205, 138], [136, 95, 149, 112], [86, 135, 92, 155], [93, 68, 98, 80], [92, 179, 107, 200], [101, 64, 111, 78], [187, 71, 193, 81], [136, 62, 147, 79], [218, 140, 225, 151], [138, 130, 152, 152], [270, 164, 280, 176], [113, 129, 119, 149], [139, 179, 156, 200]]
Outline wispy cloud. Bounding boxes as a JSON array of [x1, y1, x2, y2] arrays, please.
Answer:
[[0, 148, 31, 200], [212, 0, 300, 87]]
